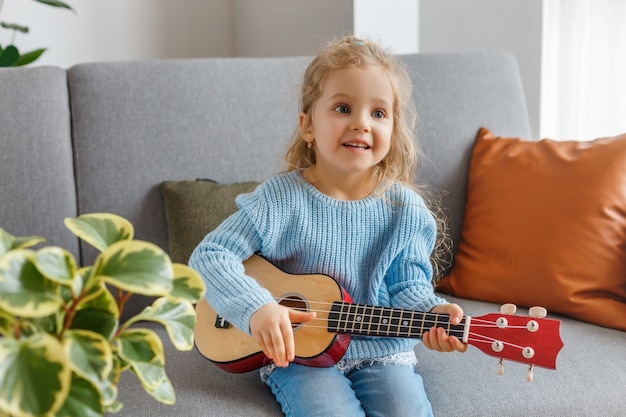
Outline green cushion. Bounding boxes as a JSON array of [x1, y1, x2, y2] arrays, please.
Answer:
[[160, 180, 259, 264]]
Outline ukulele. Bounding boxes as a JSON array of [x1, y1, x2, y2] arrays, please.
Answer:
[[194, 255, 564, 379]]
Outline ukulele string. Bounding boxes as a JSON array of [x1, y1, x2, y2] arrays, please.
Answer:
[[463, 318, 529, 350], [273, 298, 463, 338]]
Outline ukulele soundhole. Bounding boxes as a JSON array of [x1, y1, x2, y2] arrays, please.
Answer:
[[278, 293, 309, 330]]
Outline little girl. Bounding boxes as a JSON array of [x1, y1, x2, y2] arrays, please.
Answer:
[[189, 36, 466, 417]]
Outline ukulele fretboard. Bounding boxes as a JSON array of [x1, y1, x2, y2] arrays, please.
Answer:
[[328, 301, 466, 339]]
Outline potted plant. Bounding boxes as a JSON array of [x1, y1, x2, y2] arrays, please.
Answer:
[[0, 0, 75, 66], [0, 213, 205, 416]]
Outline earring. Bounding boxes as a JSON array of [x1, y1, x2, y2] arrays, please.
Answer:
[[307, 140, 314, 149]]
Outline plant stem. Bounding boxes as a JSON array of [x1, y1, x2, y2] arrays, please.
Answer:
[[11, 320, 21, 339], [117, 288, 131, 317], [59, 291, 87, 339]]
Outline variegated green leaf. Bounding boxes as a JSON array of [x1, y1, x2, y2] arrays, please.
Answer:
[[12, 235, 45, 250], [168, 263, 205, 303], [54, 373, 102, 417], [79, 281, 117, 315], [63, 330, 113, 391], [0, 228, 14, 256], [130, 358, 167, 392], [93, 240, 173, 296], [116, 328, 165, 390], [0, 333, 71, 417], [0, 250, 63, 317], [72, 266, 104, 303], [144, 371, 175, 405], [104, 400, 123, 414], [34, 246, 77, 286], [98, 378, 118, 407], [0, 228, 46, 254], [64, 213, 133, 253], [0, 310, 12, 336], [127, 298, 196, 351]]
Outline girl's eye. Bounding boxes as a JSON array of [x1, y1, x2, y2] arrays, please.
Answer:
[[334, 104, 350, 114], [372, 109, 386, 119]]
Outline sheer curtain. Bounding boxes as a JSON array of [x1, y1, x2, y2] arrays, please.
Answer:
[[541, 0, 626, 140]]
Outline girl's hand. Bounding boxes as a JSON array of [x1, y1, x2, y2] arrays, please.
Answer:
[[249, 303, 317, 367], [422, 303, 468, 353]]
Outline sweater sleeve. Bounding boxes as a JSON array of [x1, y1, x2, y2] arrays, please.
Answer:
[[386, 201, 448, 312], [188, 188, 275, 335]]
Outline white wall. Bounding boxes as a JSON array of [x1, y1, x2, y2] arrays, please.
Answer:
[[2, 0, 540, 136], [232, 0, 352, 57], [1, 0, 231, 67], [418, 0, 543, 138], [2, 0, 419, 64], [353, 0, 419, 54], [231, 0, 417, 57]]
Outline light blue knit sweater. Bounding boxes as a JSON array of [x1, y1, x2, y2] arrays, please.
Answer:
[[188, 170, 447, 361]]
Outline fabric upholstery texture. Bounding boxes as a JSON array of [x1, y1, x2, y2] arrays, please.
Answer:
[[161, 180, 259, 264], [0, 67, 78, 257], [439, 128, 626, 330]]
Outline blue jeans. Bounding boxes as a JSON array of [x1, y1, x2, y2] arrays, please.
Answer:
[[265, 362, 434, 417]]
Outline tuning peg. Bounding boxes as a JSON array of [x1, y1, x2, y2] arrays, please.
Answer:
[[497, 358, 505, 375], [526, 365, 534, 382], [500, 303, 517, 315], [529, 306, 547, 318]]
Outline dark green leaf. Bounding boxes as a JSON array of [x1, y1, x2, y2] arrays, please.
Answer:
[[33, 0, 75, 12], [0, 22, 29, 33], [71, 308, 118, 340], [15, 48, 46, 66], [0, 45, 19, 67]]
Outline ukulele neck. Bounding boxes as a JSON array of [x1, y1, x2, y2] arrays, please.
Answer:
[[327, 301, 469, 341]]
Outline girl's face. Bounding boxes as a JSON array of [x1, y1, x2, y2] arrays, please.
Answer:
[[301, 66, 394, 179]]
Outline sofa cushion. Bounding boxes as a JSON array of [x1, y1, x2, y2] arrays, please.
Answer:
[[438, 127, 626, 331], [160, 180, 259, 264]]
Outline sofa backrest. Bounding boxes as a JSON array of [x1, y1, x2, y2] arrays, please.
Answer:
[[403, 53, 531, 250], [67, 52, 530, 263], [0, 66, 79, 257], [67, 57, 308, 267]]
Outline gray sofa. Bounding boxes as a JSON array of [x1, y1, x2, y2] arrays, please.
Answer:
[[1, 53, 624, 417]]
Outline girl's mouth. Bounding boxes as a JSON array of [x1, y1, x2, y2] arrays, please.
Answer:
[[343, 142, 371, 150]]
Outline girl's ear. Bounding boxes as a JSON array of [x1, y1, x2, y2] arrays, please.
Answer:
[[299, 112, 313, 140]]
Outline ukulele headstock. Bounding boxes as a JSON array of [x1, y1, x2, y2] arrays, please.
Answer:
[[467, 304, 564, 381]]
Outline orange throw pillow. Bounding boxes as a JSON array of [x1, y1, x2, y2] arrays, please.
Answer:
[[438, 128, 626, 331]]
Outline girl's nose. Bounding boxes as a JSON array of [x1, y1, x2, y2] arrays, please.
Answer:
[[350, 111, 371, 132]]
